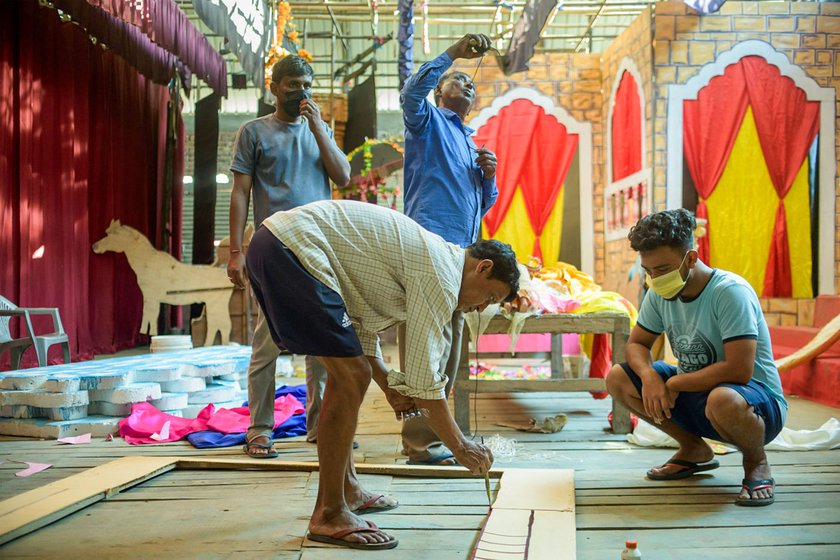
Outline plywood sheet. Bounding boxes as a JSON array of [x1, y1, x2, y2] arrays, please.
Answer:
[[493, 468, 575, 512]]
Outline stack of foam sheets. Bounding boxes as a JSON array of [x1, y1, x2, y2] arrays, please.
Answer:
[[0, 346, 255, 439]]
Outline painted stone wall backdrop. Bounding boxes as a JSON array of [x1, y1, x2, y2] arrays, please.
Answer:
[[599, 8, 654, 307], [652, 0, 840, 325]]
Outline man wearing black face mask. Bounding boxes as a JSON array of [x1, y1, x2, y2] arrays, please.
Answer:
[[229, 55, 351, 460]]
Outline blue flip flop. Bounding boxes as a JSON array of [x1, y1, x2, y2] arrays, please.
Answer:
[[735, 478, 775, 507], [406, 453, 460, 466], [646, 458, 720, 480]]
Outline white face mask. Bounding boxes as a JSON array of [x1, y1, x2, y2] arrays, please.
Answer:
[[645, 252, 690, 300]]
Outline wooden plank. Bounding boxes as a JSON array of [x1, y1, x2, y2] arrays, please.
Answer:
[[493, 469, 575, 512], [176, 457, 506, 478], [0, 456, 177, 545]]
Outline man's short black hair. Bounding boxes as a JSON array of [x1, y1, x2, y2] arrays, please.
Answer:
[[271, 55, 314, 83], [628, 208, 696, 253], [467, 239, 520, 301], [434, 71, 471, 105]]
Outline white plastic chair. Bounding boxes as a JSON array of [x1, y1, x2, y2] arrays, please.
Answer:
[[0, 295, 70, 369]]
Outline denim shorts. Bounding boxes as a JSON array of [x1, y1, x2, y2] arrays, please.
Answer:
[[620, 360, 784, 445], [246, 227, 363, 358]]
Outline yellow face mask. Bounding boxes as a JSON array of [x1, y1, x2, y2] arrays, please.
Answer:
[[645, 252, 690, 300]]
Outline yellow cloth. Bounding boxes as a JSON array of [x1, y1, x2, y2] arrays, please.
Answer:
[[482, 186, 565, 267], [705, 106, 813, 298]]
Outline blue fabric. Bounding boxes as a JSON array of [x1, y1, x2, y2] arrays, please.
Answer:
[[637, 269, 787, 422], [621, 361, 784, 445], [186, 385, 308, 449], [400, 52, 498, 247]]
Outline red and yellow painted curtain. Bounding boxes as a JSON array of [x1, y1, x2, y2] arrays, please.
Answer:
[[611, 71, 643, 181], [474, 99, 578, 265], [683, 56, 819, 298]]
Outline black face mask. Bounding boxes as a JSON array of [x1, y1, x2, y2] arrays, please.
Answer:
[[281, 89, 311, 117]]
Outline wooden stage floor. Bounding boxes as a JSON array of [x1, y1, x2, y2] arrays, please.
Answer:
[[1, 374, 838, 559]]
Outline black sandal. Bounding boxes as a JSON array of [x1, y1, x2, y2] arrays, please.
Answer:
[[243, 436, 279, 459]]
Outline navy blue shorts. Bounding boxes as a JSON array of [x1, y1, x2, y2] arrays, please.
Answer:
[[620, 361, 784, 445], [246, 227, 363, 358]]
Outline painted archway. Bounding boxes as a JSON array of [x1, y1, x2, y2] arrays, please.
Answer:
[[666, 40, 836, 296], [468, 87, 594, 274]]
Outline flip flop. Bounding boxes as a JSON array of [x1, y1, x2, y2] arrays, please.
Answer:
[[406, 453, 460, 466], [735, 478, 775, 507], [306, 520, 398, 550], [353, 494, 400, 515], [646, 458, 720, 480], [242, 437, 279, 459]]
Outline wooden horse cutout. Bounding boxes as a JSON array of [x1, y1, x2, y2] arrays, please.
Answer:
[[92, 220, 233, 346]]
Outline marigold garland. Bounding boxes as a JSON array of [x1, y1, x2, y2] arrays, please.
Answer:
[[265, 1, 305, 89]]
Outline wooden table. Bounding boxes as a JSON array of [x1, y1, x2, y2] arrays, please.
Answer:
[[454, 312, 634, 434]]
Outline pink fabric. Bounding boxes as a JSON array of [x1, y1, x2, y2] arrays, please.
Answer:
[[118, 394, 304, 444]]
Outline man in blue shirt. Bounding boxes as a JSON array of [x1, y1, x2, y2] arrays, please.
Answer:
[[606, 209, 787, 507], [398, 33, 499, 464]]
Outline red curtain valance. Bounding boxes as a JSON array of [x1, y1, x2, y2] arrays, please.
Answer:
[[474, 98, 578, 259], [53, 0, 227, 95], [611, 71, 643, 182]]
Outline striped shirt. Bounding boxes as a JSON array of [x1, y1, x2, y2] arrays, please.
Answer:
[[262, 200, 465, 400]]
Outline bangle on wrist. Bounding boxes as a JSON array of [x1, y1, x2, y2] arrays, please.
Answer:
[[230, 249, 241, 254]]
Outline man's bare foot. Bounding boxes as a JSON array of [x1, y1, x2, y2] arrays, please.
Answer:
[[309, 509, 396, 546]]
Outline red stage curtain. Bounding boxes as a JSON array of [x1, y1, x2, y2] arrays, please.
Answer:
[[0, 2, 182, 368], [474, 99, 578, 258], [611, 71, 643, 182], [740, 56, 820, 298], [473, 99, 542, 238], [683, 63, 749, 262]]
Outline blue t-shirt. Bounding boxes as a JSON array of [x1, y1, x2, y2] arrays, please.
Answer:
[[637, 269, 787, 421], [230, 114, 333, 225], [401, 52, 498, 247]]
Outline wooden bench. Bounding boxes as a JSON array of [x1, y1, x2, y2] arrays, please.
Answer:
[[454, 312, 633, 434]]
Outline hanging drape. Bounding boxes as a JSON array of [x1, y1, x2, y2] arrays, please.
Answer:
[[683, 62, 749, 263], [473, 99, 542, 239], [684, 56, 819, 297], [740, 57, 819, 297], [611, 71, 643, 182], [706, 107, 813, 298], [474, 98, 577, 259], [0, 2, 183, 368], [53, 0, 227, 95]]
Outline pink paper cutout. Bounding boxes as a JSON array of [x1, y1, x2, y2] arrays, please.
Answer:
[[57, 433, 92, 445], [15, 462, 52, 477], [150, 420, 171, 441]]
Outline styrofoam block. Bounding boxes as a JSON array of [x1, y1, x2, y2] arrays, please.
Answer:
[[77, 371, 133, 390], [182, 360, 238, 378], [0, 373, 49, 391], [161, 409, 184, 418], [150, 392, 189, 410], [42, 375, 82, 392], [160, 377, 206, 393], [0, 404, 89, 421], [131, 365, 183, 383], [215, 373, 240, 382], [180, 404, 212, 418], [187, 383, 241, 405], [0, 415, 120, 438], [88, 401, 133, 417], [0, 390, 89, 408], [88, 382, 161, 404]]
